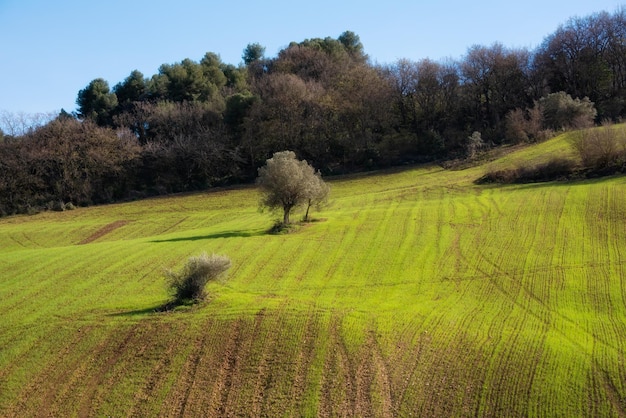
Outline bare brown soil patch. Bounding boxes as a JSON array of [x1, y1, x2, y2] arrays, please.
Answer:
[[78, 220, 129, 244]]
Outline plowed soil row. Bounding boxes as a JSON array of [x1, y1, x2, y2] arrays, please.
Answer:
[[78, 220, 128, 244]]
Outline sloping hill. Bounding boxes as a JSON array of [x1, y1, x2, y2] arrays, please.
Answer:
[[1, 133, 625, 416]]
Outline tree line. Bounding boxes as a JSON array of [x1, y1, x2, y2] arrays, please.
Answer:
[[1, 8, 625, 216]]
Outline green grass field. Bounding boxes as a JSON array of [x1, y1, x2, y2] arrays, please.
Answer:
[[1, 131, 625, 416]]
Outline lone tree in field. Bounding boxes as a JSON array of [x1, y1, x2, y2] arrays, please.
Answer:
[[257, 150, 329, 225], [166, 253, 231, 303]]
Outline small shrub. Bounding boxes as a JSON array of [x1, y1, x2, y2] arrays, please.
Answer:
[[476, 168, 520, 184], [516, 158, 577, 182], [166, 253, 231, 303], [26, 205, 41, 216], [505, 104, 552, 144], [505, 108, 530, 143], [268, 219, 300, 235], [526, 105, 546, 140], [535, 129, 555, 142], [573, 122, 626, 170], [466, 131, 485, 158], [47, 200, 65, 212], [64, 202, 76, 211], [477, 157, 576, 184]]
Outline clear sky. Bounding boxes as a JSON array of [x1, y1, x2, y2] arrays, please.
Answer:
[[0, 0, 622, 116]]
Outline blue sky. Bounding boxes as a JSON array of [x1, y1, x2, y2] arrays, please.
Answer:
[[0, 0, 622, 115]]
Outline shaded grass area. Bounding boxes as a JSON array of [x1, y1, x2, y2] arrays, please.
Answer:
[[151, 228, 268, 243], [1, 131, 626, 415]]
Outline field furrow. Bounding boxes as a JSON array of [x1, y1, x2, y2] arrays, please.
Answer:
[[163, 317, 242, 417], [318, 315, 356, 417], [285, 309, 323, 415]]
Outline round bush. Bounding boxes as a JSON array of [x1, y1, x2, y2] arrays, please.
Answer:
[[166, 253, 231, 302]]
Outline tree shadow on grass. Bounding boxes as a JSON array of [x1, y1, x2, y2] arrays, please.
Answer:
[[151, 228, 267, 243]]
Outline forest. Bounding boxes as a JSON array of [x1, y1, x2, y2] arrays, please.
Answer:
[[1, 8, 625, 215]]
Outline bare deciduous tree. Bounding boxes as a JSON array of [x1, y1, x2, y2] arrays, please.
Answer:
[[0, 110, 56, 137]]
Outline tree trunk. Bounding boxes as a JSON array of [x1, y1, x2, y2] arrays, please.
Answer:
[[283, 204, 291, 224], [304, 199, 312, 222]]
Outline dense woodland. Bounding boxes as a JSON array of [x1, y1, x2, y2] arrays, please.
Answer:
[[1, 8, 626, 215]]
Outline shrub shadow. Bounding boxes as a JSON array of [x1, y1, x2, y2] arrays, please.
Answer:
[[108, 304, 171, 317], [108, 300, 194, 316]]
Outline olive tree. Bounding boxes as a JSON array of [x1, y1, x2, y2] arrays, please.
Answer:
[[257, 150, 328, 225], [539, 91, 597, 130], [303, 170, 330, 221]]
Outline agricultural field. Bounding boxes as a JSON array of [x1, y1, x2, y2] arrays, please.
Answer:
[[1, 132, 626, 416]]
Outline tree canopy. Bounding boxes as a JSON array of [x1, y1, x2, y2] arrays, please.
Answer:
[[76, 78, 118, 126], [243, 43, 266, 65], [2, 9, 626, 215]]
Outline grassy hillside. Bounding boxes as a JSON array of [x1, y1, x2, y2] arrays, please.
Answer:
[[1, 132, 626, 416]]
